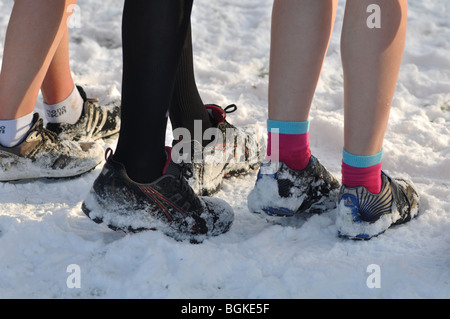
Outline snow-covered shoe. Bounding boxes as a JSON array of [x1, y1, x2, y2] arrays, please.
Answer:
[[46, 85, 120, 141], [0, 113, 103, 181], [82, 148, 234, 242], [247, 155, 340, 216], [184, 104, 260, 196], [336, 172, 419, 240]]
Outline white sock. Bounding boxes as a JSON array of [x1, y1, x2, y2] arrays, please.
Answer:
[[43, 85, 83, 125], [0, 111, 34, 147]]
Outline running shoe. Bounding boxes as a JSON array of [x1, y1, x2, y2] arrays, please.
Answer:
[[0, 113, 103, 181], [336, 172, 419, 240], [81, 147, 234, 242], [183, 104, 260, 196], [247, 155, 340, 216], [46, 85, 120, 141]]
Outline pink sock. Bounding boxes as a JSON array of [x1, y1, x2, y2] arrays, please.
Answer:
[[267, 132, 311, 171], [341, 161, 382, 194]]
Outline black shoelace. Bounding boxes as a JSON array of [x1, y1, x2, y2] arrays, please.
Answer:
[[27, 119, 61, 159]]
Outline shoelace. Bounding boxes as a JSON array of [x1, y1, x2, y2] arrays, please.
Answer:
[[223, 104, 237, 114], [171, 159, 200, 209], [218, 105, 238, 130], [27, 119, 61, 159]]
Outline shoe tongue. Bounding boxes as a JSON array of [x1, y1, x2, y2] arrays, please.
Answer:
[[30, 113, 42, 128], [26, 113, 45, 136]]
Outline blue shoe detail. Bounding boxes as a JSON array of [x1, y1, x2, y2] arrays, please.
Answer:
[[337, 172, 420, 240], [340, 193, 361, 222], [338, 230, 386, 240], [262, 206, 295, 217]]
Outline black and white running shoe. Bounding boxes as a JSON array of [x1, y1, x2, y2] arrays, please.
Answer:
[[182, 104, 260, 196], [46, 85, 120, 142], [336, 172, 419, 240], [82, 148, 234, 242], [247, 155, 340, 217], [0, 113, 103, 181]]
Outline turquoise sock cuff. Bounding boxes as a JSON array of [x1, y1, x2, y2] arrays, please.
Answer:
[[343, 148, 383, 168], [267, 120, 310, 135]]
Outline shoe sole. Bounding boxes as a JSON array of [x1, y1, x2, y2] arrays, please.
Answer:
[[81, 192, 234, 244], [82, 200, 206, 243], [336, 204, 420, 240], [81, 201, 154, 233], [0, 164, 100, 183], [260, 202, 336, 218]]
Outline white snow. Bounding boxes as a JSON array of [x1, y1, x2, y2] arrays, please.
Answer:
[[0, 0, 449, 299]]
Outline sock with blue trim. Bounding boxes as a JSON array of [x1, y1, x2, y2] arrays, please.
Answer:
[[341, 148, 383, 194], [266, 119, 311, 171]]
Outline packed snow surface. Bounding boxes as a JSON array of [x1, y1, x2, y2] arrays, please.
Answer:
[[0, 0, 448, 298]]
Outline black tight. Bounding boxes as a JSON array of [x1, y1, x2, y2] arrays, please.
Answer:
[[169, 24, 212, 143], [114, 0, 211, 183]]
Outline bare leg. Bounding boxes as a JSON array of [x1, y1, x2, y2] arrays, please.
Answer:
[[268, 0, 337, 122], [341, 0, 407, 156], [0, 0, 76, 120], [41, 28, 76, 105], [336, 0, 418, 240]]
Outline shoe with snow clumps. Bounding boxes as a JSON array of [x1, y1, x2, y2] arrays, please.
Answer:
[[247, 155, 340, 216], [82, 148, 234, 243], [181, 104, 260, 196], [336, 172, 419, 239], [0, 113, 103, 181], [46, 85, 120, 142]]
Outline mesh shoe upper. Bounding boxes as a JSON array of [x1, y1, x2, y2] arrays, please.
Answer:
[[0, 113, 103, 181], [247, 155, 341, 216], [336, 172, 420, 239], [46, 86, 120, 141], [82, 148, 234, 242]]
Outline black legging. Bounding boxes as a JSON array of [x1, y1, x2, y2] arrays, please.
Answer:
[[170, 24, 212, 142], [114, 0, 211, 183]]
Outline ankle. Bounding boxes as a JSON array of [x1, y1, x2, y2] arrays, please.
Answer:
[[266, 119, 311, 171], [43, 85, 83, 125], [0, 111, 34, 147], [341, 149, 383, 194]]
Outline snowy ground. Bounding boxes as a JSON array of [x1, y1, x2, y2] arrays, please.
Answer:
[[0, 0, 448, 299]]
